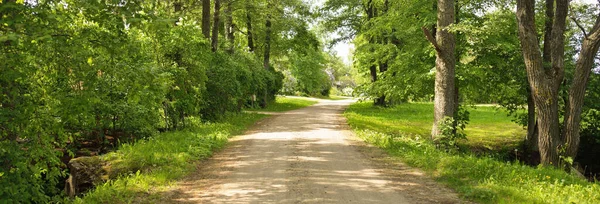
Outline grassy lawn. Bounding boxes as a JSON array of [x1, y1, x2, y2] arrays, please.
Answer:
[[344, 102, 525, 153], [345, 102, 600, 203], [73, 113, 267, 203], [248, 96, 318, 112]]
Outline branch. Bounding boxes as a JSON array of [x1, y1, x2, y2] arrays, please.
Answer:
[[421, 26, 442, 53], [570, 16, 589, 38]]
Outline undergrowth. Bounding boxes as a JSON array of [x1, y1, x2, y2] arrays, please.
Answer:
[[345, 102, 600, 203], [72, 113, 266, 203]]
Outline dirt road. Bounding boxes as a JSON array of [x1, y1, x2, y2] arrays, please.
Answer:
[[163, 99, 463, 203]]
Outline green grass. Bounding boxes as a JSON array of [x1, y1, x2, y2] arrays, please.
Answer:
[[73, 113, 267, 203], [344, 102, 525, 153], [248, 96, 318, 112], [345, 102, 600, 203]]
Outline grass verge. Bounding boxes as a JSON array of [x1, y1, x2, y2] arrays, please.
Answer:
[[345, 102, 600, 203], [72, 113, 267, 203], [248, 96, 318, 112], [344, 102, 525, 153]]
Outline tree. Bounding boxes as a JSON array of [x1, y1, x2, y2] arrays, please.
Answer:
[[225, 0, 236, 53], [202, 0, 211, 38], [264, 13, 272, 69], [516, 0, 600, 167], [246, 2, 255, 52], [424, 0, 457, 138], [212, 0, 221, 52]]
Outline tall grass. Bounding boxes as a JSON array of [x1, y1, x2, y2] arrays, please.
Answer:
[[345, 102, 600, 203], [73, 113, 266, 203]]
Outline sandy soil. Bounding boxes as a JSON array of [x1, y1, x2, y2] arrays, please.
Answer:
[[158, 99, 464, 203]]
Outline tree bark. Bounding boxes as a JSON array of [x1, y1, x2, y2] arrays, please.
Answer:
[[202, 0, 211, 38], [563, 16, 600, 159], [212, 0, 221, 52], [225, 0, 235, 54], [516, 0, 568, 167], [263, 14, 272, 70], [246, 6, 255, 52], [542, 0, 554, 65], [430, 0, 456, 138], [526, 87, 539, 157]]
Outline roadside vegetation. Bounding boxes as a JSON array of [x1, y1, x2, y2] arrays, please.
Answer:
[[73, 113, 266, 203], [345, 102, 525, 154], [345, 102, 600, 203]]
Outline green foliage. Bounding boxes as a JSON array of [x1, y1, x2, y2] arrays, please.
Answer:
[[436, 117, 467, 151], [0, 0, 287, 202], [577, 73, 600, 179], [345, 102, 600, 203], [435, 105, 471, 151], [73, 113, 266, 203], [322, 0, 437, 103]]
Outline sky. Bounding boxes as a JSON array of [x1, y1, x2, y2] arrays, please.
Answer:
[[324, 0, 598, 65]]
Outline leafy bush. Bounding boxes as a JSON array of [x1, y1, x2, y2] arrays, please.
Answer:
[[0, 1, 284, 202], [201, 53, 283, 120], [435, 117, 467, 150]]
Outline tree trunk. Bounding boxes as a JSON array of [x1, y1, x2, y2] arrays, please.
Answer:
[[225, 0, 235, 54], [263, 14, 272, 70], [516, 0, 568, 167], [202, 0, 211, 38], [521, 0, 553, 161], [211, 0, 221, 52], [526, 87, 539, 163], [246, 7, 255, 52], [562, 18, 600, 159], [430, 0, 456, 138], [542, 0, 553, 65], [374, 61, 388, 106]]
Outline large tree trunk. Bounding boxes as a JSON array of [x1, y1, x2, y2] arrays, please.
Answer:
[[202, 0, 211, 38], [563, 18, 600, 159], [516, 0, 568, 167], [246, 7, 255, 52], [430, 0, 456, 138], [521, 0, 552, 163], [263, 14, 272, 70], [211, 0, 221, 52]]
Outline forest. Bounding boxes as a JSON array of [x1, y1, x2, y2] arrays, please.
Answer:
[[1, 0, 600, 203]]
